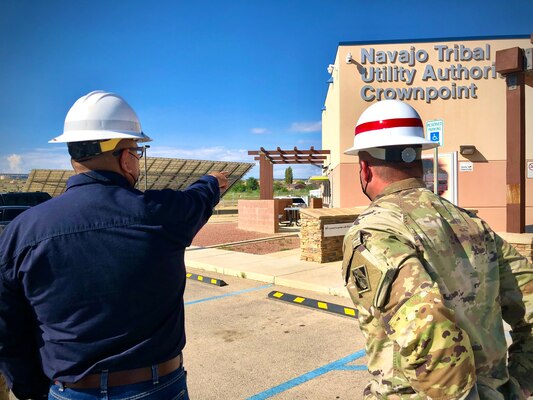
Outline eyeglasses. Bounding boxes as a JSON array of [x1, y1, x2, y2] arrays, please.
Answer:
[[112, 147, 145, 159]]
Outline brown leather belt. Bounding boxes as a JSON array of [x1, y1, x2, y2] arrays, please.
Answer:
[[55, 353, 183, 389]]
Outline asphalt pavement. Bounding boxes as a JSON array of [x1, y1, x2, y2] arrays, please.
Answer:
[[183, 270, 367, 400]]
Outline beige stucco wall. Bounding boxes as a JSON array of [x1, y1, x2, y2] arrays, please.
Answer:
[[322, 53, 341, 171], [322, 36, 533, 230]]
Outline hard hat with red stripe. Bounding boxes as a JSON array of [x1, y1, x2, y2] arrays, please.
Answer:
[[344, 100, 437, 161]]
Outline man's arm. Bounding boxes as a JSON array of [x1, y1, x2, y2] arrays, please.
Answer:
[[381, 257, 478, 399], [344, 229, 478, 399], [0, 274, 49, 399], [144, 173, 224, 246], [208, 171, 229, 193], [494, 233, 533, 397]]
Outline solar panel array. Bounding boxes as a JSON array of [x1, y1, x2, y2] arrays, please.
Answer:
[[24, 169, 75, 197], [24, 157, 255, 196]]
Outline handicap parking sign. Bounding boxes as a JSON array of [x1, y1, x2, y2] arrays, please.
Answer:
[[425, 120, 444, 146]]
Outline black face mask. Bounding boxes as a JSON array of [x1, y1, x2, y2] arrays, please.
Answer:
[[127, 171, 139, 188], [359, 168, 371, 201]]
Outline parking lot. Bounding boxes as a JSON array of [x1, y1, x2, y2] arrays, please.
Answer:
[[183, 268, 369, 400]]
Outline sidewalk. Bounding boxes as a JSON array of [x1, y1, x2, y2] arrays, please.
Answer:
[[185, 246, 350, 298]]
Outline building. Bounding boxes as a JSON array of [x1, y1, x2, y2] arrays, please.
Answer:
[[322, 35, 533, 231]]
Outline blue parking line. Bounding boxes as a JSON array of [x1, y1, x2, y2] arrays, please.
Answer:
[[185, 284, 273, 306], [247, 350, 367, 400], [335, 365, 368, 371]]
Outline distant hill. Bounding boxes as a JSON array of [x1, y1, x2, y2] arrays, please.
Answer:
[[0, 174, 28, 192], [0, 173, 28, 180]]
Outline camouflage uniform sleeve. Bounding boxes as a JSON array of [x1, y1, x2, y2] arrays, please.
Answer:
[[343, 227, 478, 399], [494, 233, 533, 395]]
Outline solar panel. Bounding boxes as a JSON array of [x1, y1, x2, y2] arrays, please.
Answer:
[[23, 169, 75, 197], [24, 157, 255, 196]]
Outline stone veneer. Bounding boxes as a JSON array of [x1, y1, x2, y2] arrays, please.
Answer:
[[299, 208, 533, 265], [299, 207, 366, 263]]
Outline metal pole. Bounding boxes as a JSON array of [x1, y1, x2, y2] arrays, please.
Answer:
[[144, 145, 150, 191], [433, 147, 438, 195]]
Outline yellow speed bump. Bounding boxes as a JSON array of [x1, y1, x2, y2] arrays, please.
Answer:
[[267, 291, 357, 319], [186, 272, 227, 287]]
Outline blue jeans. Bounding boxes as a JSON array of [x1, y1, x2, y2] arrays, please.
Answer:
[[48, 367, 189, 400]]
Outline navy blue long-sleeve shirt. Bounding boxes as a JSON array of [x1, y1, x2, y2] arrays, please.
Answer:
[[0, 170, 220, 398]]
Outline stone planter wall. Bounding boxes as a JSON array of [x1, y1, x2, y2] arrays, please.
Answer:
[[299, 207, 365, 263], [298, 207, 533, 265]]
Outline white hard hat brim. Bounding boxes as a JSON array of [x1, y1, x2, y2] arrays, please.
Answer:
[[49, 130, 152, 144], [50, 91, 152, 144], [344, 135, 438, 155]]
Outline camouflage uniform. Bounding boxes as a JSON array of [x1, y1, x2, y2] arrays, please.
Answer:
[[342, 178, 533, 399]]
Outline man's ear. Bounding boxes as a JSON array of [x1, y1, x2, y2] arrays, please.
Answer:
[[118, 149, 135, 175], [360, 160, 372, 183]]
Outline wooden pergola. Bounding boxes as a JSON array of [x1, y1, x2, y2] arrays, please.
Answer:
[[248, 146, 330, 199], [495, 34, 533, 232]]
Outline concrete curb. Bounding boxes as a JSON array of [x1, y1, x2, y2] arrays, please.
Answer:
[[185, 247, 350, 299], [194, 233, 299, 249]]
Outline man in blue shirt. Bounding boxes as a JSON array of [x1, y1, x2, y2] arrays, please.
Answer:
[[0, 91, 228, 399]]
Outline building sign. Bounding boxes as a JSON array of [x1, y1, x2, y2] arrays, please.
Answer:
[[357, 44, 497, 103], [459, 161, 474, 172], [528, 162, 533, 179], [324, 222, 353, 237]]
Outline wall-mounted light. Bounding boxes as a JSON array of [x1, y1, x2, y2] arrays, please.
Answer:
[[459, 145, 477, 156], [346, 52, 354, 64], [144, 144, 151, 190]]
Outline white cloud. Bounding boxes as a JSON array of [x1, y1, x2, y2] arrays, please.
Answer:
[[147, 146, 253, 163], [251, 127, 269, 135], [290, 121, 322, 133], [7, 154, 22, 173], [0, 148, 72, 173], [297, 139, 319, 145], [0, 146, 258, 174]]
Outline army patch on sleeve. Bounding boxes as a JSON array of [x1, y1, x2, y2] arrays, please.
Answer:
[[352, 264, 371, 294]]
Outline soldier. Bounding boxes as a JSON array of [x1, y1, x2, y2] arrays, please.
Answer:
[[342, 100, 533, 399]]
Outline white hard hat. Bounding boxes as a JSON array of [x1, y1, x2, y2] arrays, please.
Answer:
[[344, 100, 437, 156], [49, 90, 152, 143]]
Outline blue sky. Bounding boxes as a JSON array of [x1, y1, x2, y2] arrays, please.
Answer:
[[1, 0, 532, 179]]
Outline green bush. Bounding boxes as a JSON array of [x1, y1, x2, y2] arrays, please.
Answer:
[[246, 177, 259, 191], [231, 180, 246, 192]]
